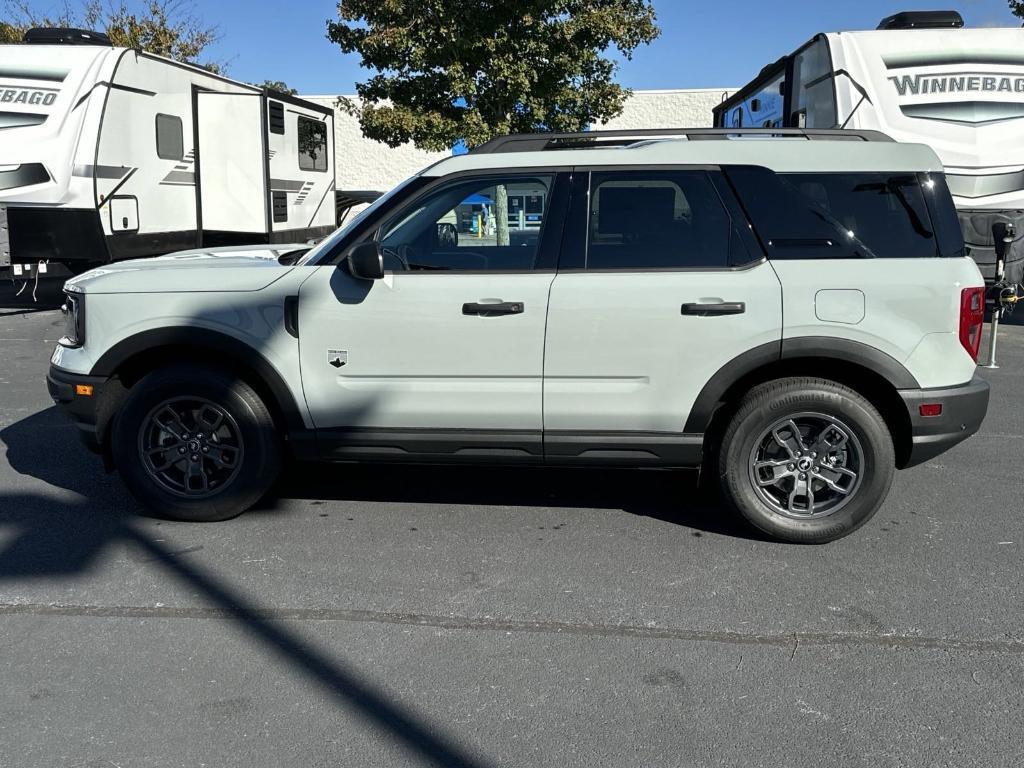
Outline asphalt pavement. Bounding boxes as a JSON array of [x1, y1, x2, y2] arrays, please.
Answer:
[[1, 279, 1023, 767]]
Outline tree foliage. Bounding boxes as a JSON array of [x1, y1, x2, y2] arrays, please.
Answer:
[[1011, 0, 1024, 24], [0, 0, 222, 72], [327, 0, 660, 151], [254, 79, 296, 95]]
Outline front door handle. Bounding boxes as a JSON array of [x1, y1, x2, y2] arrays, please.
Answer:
[[463, 301, 525, 316], [681, 301, 746, 316]]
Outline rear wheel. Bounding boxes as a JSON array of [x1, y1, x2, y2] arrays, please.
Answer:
[[718, 377, 894, 544], [111, 365, 281, 521]]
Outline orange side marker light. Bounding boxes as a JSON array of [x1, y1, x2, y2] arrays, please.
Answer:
[[75, 384, 94, 397]]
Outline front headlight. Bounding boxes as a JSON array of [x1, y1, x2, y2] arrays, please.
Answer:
[[59, 291, 85, 348]]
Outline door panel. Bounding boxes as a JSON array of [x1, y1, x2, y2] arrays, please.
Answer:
[[543, 264, 782, 434], [297, 267, 553, 434], [196, 91, 265, 234], [542, 167, 783, 442], [296, 171, 567, 447]]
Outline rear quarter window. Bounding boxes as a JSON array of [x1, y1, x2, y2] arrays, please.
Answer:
[[725, 166, 953, 259]]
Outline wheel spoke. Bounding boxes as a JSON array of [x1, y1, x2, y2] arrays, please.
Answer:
[[754, 459, 794, 487], [154, 406, 189, 441], [772, 420, 806, 459], [197, 404, 225, 433], [810, 424, 849, 456], [206, 444, 238, 469], [787, 475, 815, 514], [184, 458, 209, 493], [815, 465, 857, 495], [146, 446, 179, 472]]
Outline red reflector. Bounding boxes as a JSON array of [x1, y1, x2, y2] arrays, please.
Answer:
[[919, 403, 943, 417], [959, 287, 985, 362]]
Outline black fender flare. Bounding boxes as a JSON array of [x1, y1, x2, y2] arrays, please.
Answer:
[[683, 337, 919, 433], [90, 327, 307, 432]]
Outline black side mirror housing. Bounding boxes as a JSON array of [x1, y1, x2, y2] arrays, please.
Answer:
[[346, 241, 384, 280]]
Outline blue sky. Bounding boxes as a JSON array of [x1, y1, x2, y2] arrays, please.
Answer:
[[20, 0, 1021, 93]]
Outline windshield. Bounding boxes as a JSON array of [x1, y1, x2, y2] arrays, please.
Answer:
[[297, 175, 423, 266]]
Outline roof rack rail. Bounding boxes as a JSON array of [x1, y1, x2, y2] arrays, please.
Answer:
[[469, 128, 895, 154]]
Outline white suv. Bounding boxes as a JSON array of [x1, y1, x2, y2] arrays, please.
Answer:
[[47, 128, 990, 543]]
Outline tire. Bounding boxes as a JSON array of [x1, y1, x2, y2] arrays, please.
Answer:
[[718, 377, 895, 544], [111, 365, 282, 522]]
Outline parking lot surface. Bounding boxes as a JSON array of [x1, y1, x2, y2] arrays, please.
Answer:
[[1, 282, 1023, 767]]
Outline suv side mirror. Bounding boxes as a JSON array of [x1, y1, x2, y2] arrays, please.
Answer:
[[346, 241, 384, 280]]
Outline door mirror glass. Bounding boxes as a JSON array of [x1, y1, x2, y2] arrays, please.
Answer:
[[346, 241, 384, 280]]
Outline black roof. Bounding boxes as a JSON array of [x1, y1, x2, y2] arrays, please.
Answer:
[[877, 10, 964, 30], [23, 27, 112, 46]]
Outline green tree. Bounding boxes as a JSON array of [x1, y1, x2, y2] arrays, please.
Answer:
[[1, 0, 222, 72], [326, 0, 660, 152], [254, 79, 297, 95], [1011, 0, 1024, 23]]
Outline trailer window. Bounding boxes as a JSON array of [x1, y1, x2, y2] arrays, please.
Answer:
[[298, 116, 328, 172], [155, 114, 183, 161], [790, 38, 836, 128]]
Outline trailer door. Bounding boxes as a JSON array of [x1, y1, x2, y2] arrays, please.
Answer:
[[195, 91, 267, 243]]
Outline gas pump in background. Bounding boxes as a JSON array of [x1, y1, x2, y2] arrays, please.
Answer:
[[981, 222, 1020, 369]]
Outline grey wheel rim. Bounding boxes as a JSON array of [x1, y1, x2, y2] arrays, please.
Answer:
[[139, 397, 244, 499], [748, 412, 864, 519]]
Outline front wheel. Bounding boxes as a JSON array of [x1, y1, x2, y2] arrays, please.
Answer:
[[111, 365, 282, 521], [718, 377, 895, 544]]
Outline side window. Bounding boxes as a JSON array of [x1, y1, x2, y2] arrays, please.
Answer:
[[379, 175, 553, 272], [585, 170, 738, 269], [298, 116, 328, 172], [726, 166, 941, 259], [155, 113, 183, 161]]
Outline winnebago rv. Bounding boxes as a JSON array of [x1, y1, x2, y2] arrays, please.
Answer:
[[713, 11, 1024, 283], [0, 28, 336, 278]]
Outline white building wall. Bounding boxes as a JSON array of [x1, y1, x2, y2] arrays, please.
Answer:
[[302, 88, 735, 195], [597, 88, 734, 131]]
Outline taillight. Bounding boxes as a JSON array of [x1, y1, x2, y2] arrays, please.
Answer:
[[959, 287, 985, 361]]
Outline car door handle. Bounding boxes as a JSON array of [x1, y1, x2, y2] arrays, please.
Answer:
[[463, 301, 524, 316], [681, 302, 746, 316]]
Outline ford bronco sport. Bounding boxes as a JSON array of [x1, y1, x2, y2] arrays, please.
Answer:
[[47, 128, 990, 543]]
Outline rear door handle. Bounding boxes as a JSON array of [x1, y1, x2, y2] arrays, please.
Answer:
[[681, 302, 746, 316], [463, 301, 524, 316]]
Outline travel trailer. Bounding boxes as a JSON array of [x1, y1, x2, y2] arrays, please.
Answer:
[[0, 28, 336, 279], [713, 11, 1024, 284]]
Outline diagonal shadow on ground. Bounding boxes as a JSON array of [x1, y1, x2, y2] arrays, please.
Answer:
[[0, 407, 493, 768]]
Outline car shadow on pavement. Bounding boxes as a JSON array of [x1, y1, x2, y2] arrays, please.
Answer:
[[0, 406, 495, 768], [266, 459, 757, 540]]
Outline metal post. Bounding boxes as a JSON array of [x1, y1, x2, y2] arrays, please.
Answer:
[[982, 306, 1000, 369], [981, 223, 1015, 369]]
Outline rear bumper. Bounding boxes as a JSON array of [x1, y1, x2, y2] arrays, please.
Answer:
[[899, 374, 990, 468], [47, 364, 109, 453]]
